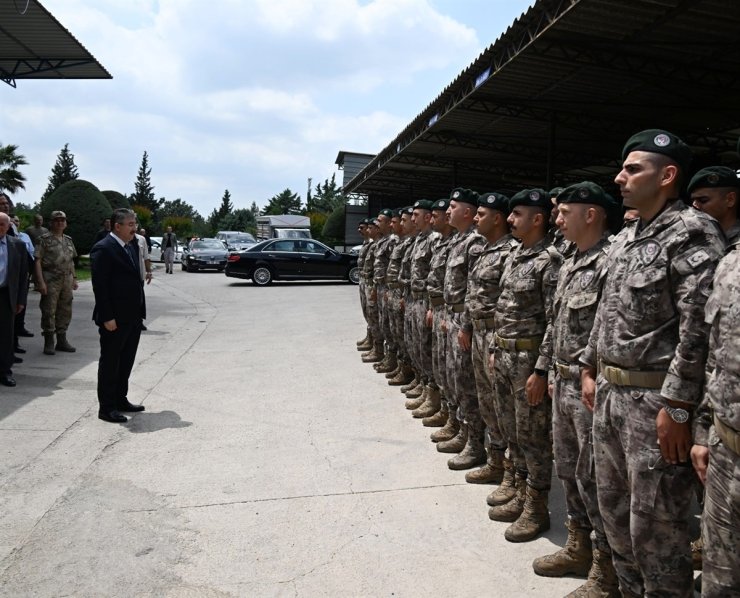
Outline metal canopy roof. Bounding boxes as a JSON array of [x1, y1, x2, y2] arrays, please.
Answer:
[[344, 0, 740, 204], [0, 0, 111, 87]]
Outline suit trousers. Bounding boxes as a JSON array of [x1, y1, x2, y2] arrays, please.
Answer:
[[0, 287, 15, 376], [97, 320, 142, 412]]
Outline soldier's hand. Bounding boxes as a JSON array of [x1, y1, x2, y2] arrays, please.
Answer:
[[425, 310, 433, 327], [488, 353, 495, 372], [38, 282, 47, 296], [458, 330, 472, 351], [581, 368, 596, 412], [15, 303, 24, 315], [656, 409, 692, 465], [72, 280, 79, 291], [441, 320, 447, 333], [525, 373, 547, 406], [690, 444, 709, 485], [103, 319, 118, 332], [548, 382, 554, 397], [399, 299, 404, 311]]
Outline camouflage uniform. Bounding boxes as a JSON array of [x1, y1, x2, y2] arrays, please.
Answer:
[[462, 233, 517, 452], [427, 232, 454, 396], [408, 230, 435, 383], [540, 235, 610, 551], [724, 220, 740, 245], [692, 243, 739, 598], [357, 238, 371, 326], [548, 227, 576, 260], [443, 225, 485, 429], [581, 201, 725, 597], [492, 238, 561, 489], [373, 234, 397, 353], [398, 233, 417, 369], [361, 239, 380, 343], [386, 235, 413, 364], [36, 233, 77, 335]]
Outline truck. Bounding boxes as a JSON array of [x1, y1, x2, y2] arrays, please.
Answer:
[[255, 214, 312, 241]]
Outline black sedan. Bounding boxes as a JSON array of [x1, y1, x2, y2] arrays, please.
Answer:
[[181, 238, 229, 272], [225, 238, 360, 286]]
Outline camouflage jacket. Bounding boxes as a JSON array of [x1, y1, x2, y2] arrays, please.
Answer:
[[462, 233, 517, 333], [361, 239, 375, 282], [724, 220, 740, 246], [443, 225, 485, 307], [409, 229, 435, 294], [540, 235, 610, 370], [357, 239, 371, 270], [372, 234, 397, 285], [398, 233, 417, 293], [548, 227, 576, 259], [386, 235, 412, 285], [36, 233, 77, 280], [426, 232, 455, 300], [693, 242, 740, 444], [581, 200, 726, 407], [494, 237, 562, 369]]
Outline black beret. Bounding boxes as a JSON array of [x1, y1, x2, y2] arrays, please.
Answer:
[[432, 198, 450, 211], [358, 219, 368, 227], [378, 208, 393, 218], [549, 187, 565, 198], [509, 188, 550, 211], [449, 187, 479, 206], [687, 166, 740, 193], [369, 218, 380, 227], [622, 129, 692, 172], [557, 181, 620, 211], [393, 208, 404, 218], [413, 199, 434, 211], [478, 192, 510, 214]]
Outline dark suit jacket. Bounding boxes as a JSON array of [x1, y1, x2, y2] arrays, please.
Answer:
[[1, 235, 29, 310], [90, 235, 146, 326]]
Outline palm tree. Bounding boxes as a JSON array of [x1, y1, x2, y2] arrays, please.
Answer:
[[0, 143, 28, 194]]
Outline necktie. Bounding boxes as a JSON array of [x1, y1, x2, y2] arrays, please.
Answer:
[[125, 242, 137, 267]]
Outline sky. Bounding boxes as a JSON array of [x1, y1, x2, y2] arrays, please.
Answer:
[[2, 0, 533, 216]]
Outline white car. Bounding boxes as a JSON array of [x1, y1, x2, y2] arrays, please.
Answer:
[[149, 236, 183, 263]]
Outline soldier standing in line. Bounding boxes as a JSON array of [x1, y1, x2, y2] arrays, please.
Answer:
[[688, 166, 740, 245], [462, 192, 517, 482], [548, 186, 576, 258], [531, 182, 620, 597], [360, 219, 381, 362], [369, 209, 397, 370], [356, 219, 373, 351], [35, 211, 78, 355], [423, 199, 456, 428], [25, 214, 49, 247], [580, 130, 725, 597], [690, 240, 739, 598], [487, 188, 562, 543], [435, 188, 486, 466]]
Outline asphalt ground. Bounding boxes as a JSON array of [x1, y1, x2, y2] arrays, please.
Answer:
[[0, 264, 637, 597]]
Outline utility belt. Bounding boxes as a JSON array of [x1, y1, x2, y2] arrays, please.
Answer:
[[387, 282, 402, 289], [472, 317, 496, 331], [493, 333, 542, 352], [411, 290, 428, 300], [555, 361, 579, 380], [447, 302, 465, 313], [598, 360, 666, 389], [429, 295, 445, 308], [714, 413, 740, 456]]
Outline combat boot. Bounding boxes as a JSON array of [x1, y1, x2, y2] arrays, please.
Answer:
[[357, 338, 373, 352], [565, 548, 620, 598], [488, 472, 527, 521], [373, 351, 390, 371], [465, 448, 505, 484], [405, 385, 427, 410], [404, 382, 424, 399], [400, 374, 419, 393], [691, 537, 703, 570], [447, 426, 486, 469], [412, 386, 441, 418], [487, 458, 516, 505], [532, 520, 592, 577], [384, 360, 401, 379], [43, 333, 56, 355], [55, 333, 76, 353], [430, 407, 459, 442], [423, 399, 448, 427], [362, 343, 384, 363], [504, 485, 550, 542], [388, 363, 414, 386], [376, 351, 397, 374], [436, 421, 467, 453], [356, 330, 369, 346]]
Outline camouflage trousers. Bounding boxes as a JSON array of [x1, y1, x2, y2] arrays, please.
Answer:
[[472, 327, 505, 450], [701, 436, 739, 598], [553, 373, 608, 552], [492, 347, 552, 490], [431, 302, 448, 397], [377, 284, 394, 351], [593, 378, 693, 597], [363, 284, 381, 342], [409, 298, 433, 384], [445, 311, 482, 433], [387, 289, 407, 361], [359, 280, 368, 325], [40, 274, 73, 335]]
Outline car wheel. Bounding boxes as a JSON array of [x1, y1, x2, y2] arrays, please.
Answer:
[[252, 266, 272, 286], [190, 264, 199, 272], [348, 266, 360, 285]]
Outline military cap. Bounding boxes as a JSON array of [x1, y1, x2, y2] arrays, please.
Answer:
[[549, 186, 565, 198], [622, 129, 692, 172], [687, 166, 740, 193], [556, 181, 620, 210], [478, 192, 510, 214], [413, 199, 434, 211], [368, 218, 380, 227], [392, 208, 404, 218], [403, 206, 414, 215], [432, 198, 450, 211], [509, 188, 550, 211], [449, 187, 479, 206], [50, 210, 67, 220], [358, 219, 368, 227], [377, 208, 393, 219]]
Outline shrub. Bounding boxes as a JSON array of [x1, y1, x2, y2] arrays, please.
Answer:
[[101, 190, 131, 211]]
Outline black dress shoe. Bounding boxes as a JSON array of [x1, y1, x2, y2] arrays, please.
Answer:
[[13, 356, 22, 364], [0, 375, 17, 387], [98, 410, 128, 423], [14, 346, 26, 354], [141, 323, 148, 331], [118, 400, 145, 412], [17, 329, 34, 338]]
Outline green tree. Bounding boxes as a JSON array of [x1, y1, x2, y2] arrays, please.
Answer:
[[41, 180, 112, 254], [161, 215, 194, 238], [131, 204, 153, 232], [131, 151, 162, 214], [218, 208, 256, 232], [208, 189, 234, 233], [249, 200, 260, 220], [160, 198, 199, 220], [101, 190, 130, 212], [321, 204, 345, 247], [307, 173, 345, 214], [0, 143, 28, 194], [262, 188, 303, 215], [41, 144, 79, 201]]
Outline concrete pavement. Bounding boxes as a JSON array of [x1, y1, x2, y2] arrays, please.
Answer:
[[0, 264, 583, 597]]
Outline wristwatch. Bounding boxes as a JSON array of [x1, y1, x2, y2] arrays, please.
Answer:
[[664, 405, 690, 424]]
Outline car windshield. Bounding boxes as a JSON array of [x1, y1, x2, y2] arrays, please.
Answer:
[[192, 240, 224, 250], [230, 233, 255, 243]]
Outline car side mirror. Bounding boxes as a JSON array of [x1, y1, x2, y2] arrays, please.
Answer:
[[324, 250, 332, 258]]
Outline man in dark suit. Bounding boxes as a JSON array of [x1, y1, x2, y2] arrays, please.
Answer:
[[90, 209, 146, 423], [0, 212, 28, 387]]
